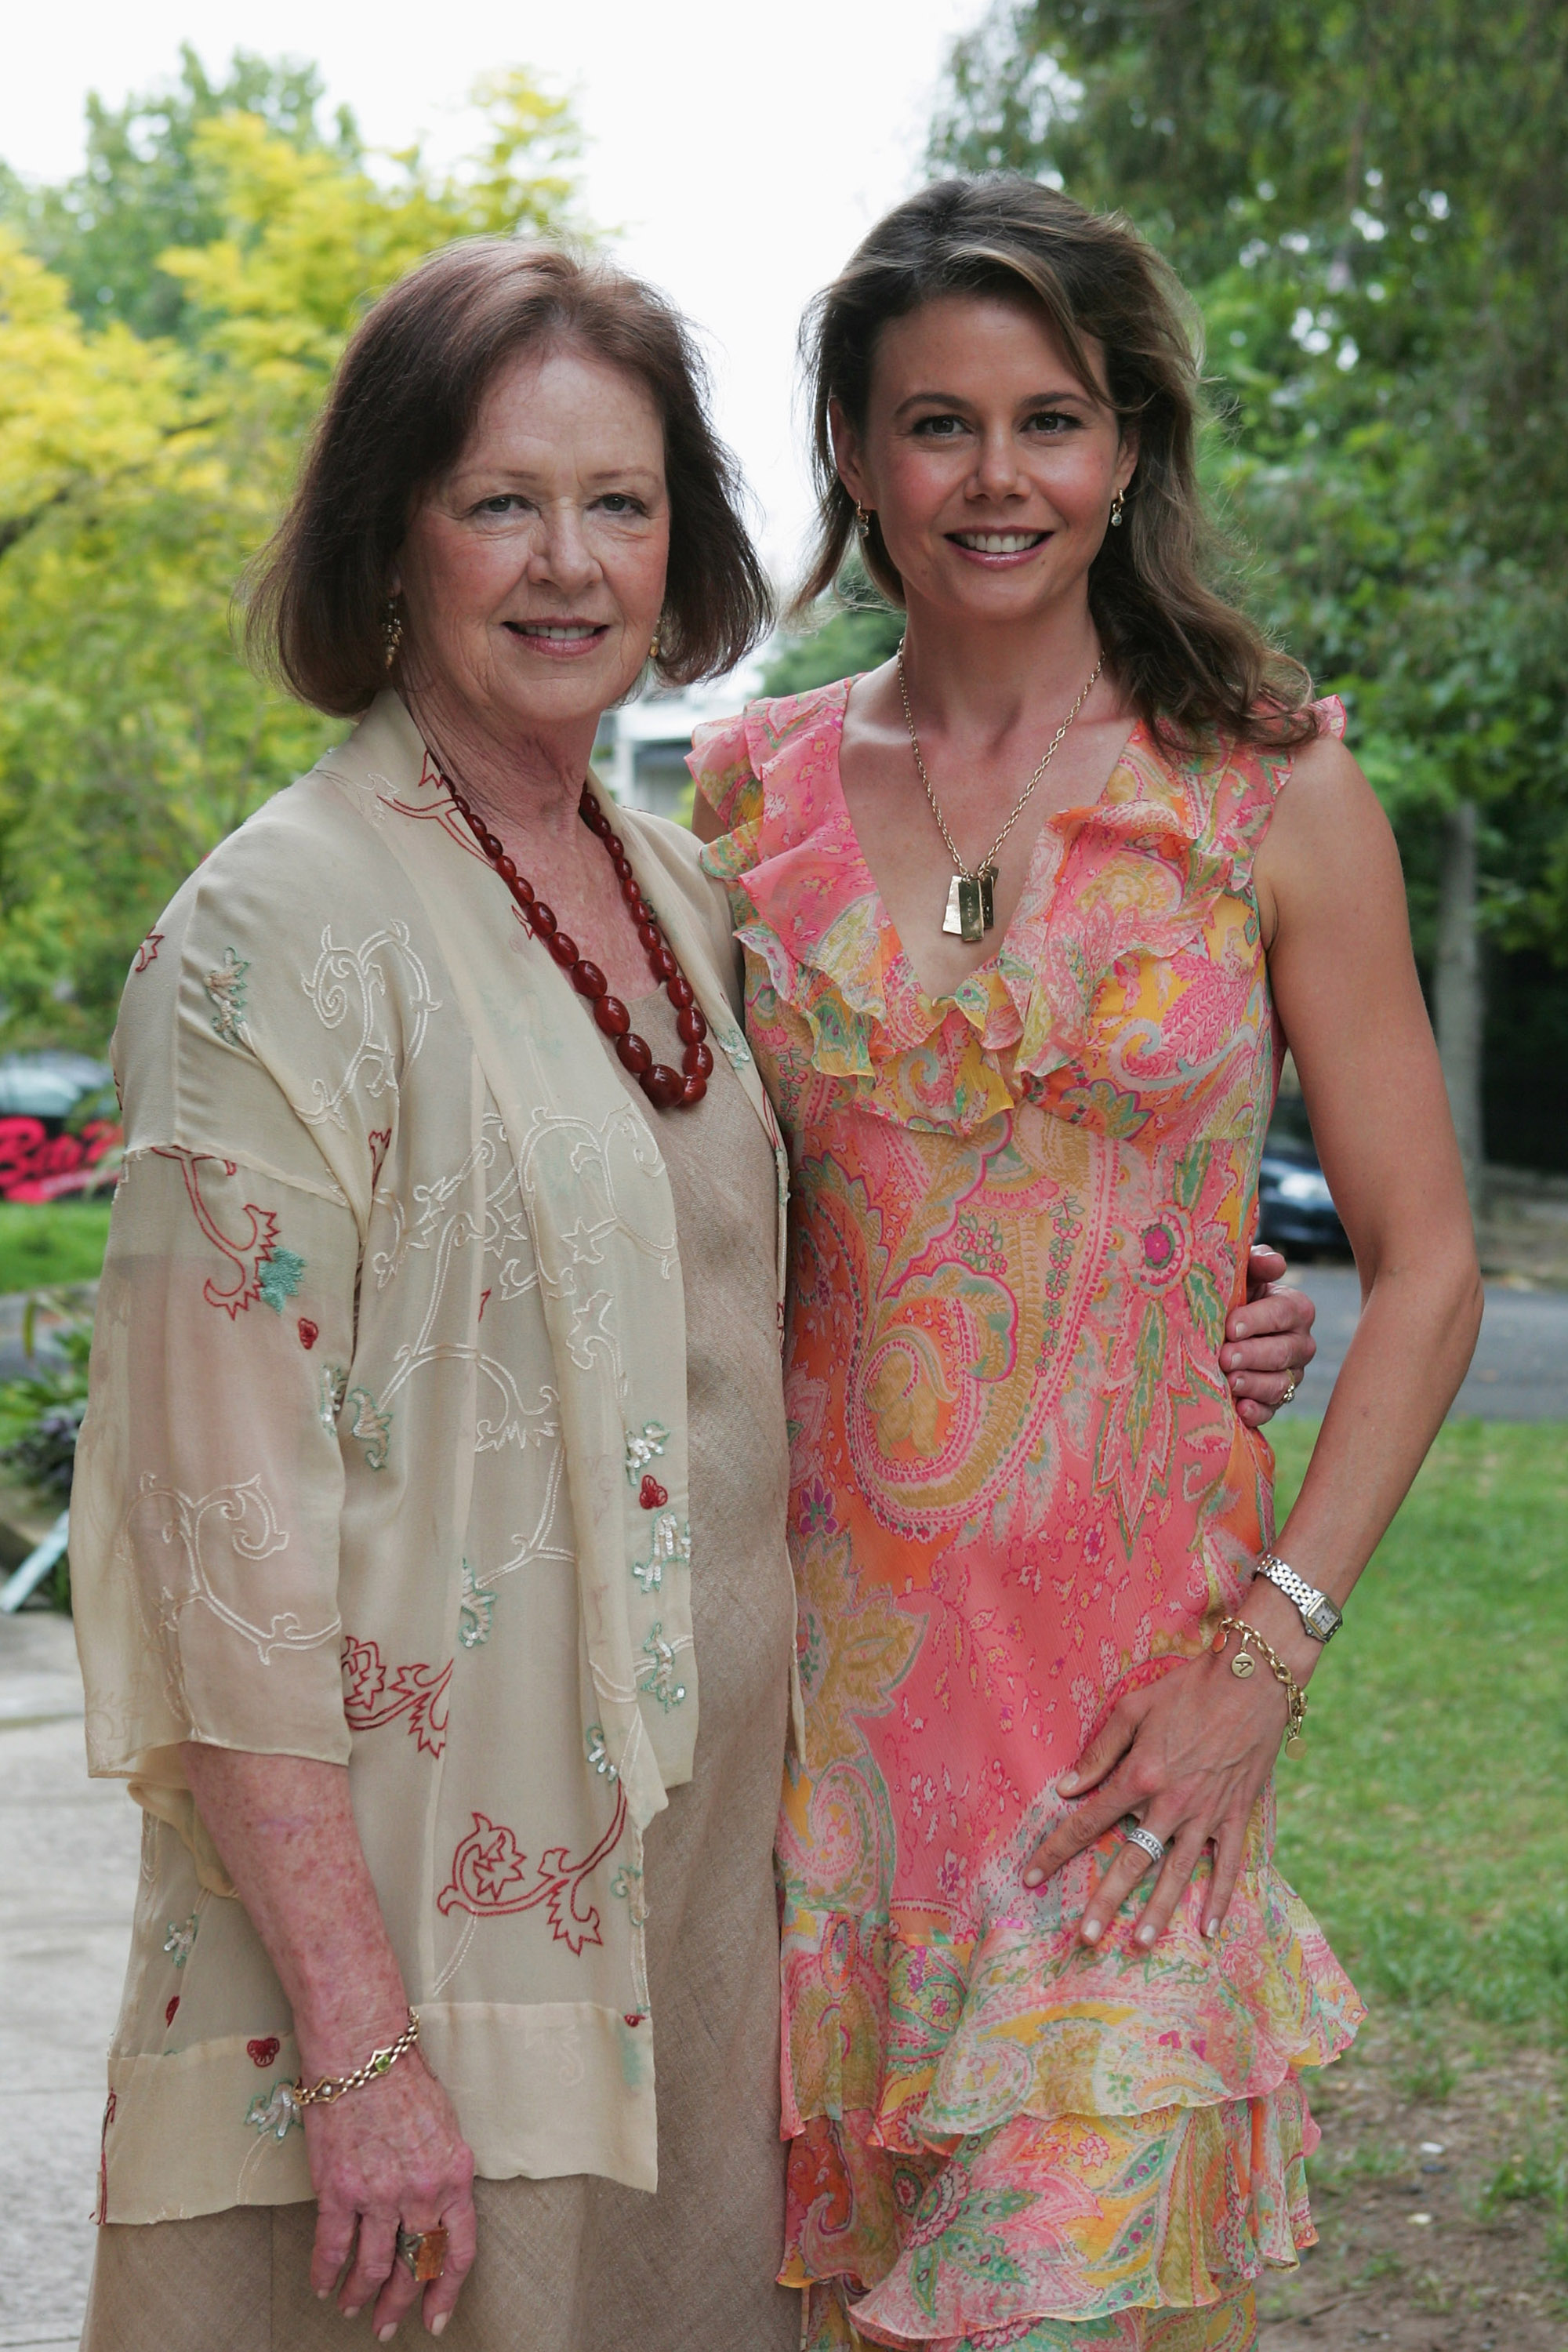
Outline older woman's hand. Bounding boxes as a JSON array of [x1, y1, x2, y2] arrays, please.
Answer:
[[306, 2050, 476, 2339], [181, 1746, 478, 2339]]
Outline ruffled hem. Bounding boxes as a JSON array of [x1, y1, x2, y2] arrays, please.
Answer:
[[800, 2270, 1261, 2350], [693, 686, 1346, 1139], [781, 1838, 1363, 2150], [785, 2082, 1313, 2345]]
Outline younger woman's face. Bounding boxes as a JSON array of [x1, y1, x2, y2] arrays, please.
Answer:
[[832, 292, 1135, 630]]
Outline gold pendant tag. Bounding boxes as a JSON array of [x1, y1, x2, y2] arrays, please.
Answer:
[[1285, 1733, 1307, 1760], [942, 869, 1000, 945]]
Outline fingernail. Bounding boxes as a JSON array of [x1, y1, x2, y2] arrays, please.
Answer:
[[1138, 1922, 1155, 1946], [343, 2311, 360, 2323], [1022, 1867, 1043, 1888], [1081, 1919, 1102, 1945], [317, 2289, 330, 2302], [1205, 1916, 1221, 1939], [1058, 1772, 1080, 1793], [431, 2318, 449, 2340], [379, 2328, 398, 2345]]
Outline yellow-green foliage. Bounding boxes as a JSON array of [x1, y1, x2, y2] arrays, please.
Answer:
[[0, 72, 585, 1049]]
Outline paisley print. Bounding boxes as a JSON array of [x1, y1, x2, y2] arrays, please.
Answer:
[[694, 684, 1363, 2350]]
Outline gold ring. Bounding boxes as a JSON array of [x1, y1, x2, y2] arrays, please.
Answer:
[[1279, 1377, 1298, 1405], [396, 2226, 448, 2282]]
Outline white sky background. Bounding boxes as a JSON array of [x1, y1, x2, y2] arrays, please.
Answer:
[[1, 0, 988, 581]]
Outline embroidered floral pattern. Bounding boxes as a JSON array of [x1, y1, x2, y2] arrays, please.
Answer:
[[205, 948, 250, 1045], [343, 1385, 392, 1470], [631, 1510, 690, 1594], [437, 1795, 628, 1955], [318, 1365, 347, 1436], [151, 1149, 304, 1319], [256, 1245, 306, 1312], [122, 1470, 336, 1668], [132, 931, 163, 975], [586, 1723, 619, 1781], [341, 1636, 452, 1757], [459, 1559, 495, 1649], [636, 1620, 688, 1711], [245, 2079, 301, 2140], [162, 1913, 198, 1968], [623, 1421, 670, 1484], [691, 684, 1359, 2348]]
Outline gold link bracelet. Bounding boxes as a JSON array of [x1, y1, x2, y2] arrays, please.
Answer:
[[1214, 1616, 1308, 1759], [293, 2008, 420, 2107]]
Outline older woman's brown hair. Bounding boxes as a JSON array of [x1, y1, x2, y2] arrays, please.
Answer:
[[248, 241, 771, 714], [797, 177, 1314, 750]]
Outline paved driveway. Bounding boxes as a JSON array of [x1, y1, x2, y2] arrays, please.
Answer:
[[0, 1611, 137, 2351], [1289, 1265, 1568, 1421]]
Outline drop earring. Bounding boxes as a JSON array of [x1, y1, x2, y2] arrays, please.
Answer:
[[1109, 489, 1127, 528], [383, 597, 404, 670], [855, 503, 873, 541]]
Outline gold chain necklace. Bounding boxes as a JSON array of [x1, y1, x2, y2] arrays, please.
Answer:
[[896, 640, 1105, 942]]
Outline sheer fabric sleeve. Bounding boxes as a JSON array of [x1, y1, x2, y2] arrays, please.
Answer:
[[72, 858, 365, 1807]]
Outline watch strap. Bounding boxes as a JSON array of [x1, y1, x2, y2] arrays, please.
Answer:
[[1255, 1552, 1342, 1642]]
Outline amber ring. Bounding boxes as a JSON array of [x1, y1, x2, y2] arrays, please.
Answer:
[[396, 2226, 448, 2282]]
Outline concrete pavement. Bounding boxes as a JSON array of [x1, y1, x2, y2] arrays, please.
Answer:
[[0, 1611, 138, 2352], [1289, 1265, 1568, 1421]]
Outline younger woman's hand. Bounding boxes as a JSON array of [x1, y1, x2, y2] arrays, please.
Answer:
[[304, 2045, 477, 2339], [1020, 1648, 1292, 1947]]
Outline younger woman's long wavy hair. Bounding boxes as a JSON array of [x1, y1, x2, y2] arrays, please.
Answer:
[[795, 177, 1315, 749]]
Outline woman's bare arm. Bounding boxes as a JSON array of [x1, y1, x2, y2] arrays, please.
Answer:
[[181, 1745, 476, 2340], [1022, 735, 1481, 1940]]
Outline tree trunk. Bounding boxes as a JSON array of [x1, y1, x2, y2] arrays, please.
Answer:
[[1434, 798, 1485, 1212]]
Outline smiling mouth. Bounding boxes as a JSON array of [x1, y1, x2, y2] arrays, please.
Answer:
[[504, 620, 610, 644], [949, 530, 1049, 554]]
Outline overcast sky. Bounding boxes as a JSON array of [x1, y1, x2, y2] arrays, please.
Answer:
[[2, 0, 988, 578]]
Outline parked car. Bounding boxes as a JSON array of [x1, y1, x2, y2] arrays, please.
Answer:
[[0, 1053, 121, 1203], [1257, 1089, 1348, 1254]]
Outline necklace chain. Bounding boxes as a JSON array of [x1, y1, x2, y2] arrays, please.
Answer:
[[895, 640, 1105, 884]]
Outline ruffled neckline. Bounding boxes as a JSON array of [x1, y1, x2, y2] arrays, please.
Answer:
[[698, 676, 1323, 1137]]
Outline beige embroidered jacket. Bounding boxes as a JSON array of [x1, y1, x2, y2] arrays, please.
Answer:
[[71, 692, 789, 2223]]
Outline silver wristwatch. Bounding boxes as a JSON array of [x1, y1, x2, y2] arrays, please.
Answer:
[[1254, 1552, 1342, 1642]]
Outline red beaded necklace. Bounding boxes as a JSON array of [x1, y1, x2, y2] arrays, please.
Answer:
[[442, 775, 712, 1112]]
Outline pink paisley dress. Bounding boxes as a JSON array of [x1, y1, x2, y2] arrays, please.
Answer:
[[692, 681, 1363, 2352]]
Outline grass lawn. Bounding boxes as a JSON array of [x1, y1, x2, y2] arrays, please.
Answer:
[[0, 1199, 113, 1294], [1271, 1417, 1568, 2046]]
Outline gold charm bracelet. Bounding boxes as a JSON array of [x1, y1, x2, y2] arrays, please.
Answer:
[[293, 2008, 420, 2107], [1214, 1616, 1308, 1759]]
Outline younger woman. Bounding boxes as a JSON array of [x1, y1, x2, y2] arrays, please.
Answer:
[[694, 179, 1480, 2351]]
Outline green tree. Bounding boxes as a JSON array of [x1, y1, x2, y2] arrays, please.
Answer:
[[0, 60, 586, 1051], [1, 45, 361, 343], [933, 0, 1568, 1192]]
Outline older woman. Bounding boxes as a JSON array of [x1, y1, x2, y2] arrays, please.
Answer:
[[71, 241, 800, 2352], [71, 238, 1312, 2351]]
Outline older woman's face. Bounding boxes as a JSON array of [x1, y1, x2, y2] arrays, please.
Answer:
[[396, 342, 670, 737]]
